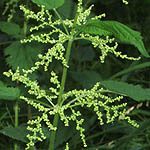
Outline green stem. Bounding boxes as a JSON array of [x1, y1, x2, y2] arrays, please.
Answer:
[[14, 101, 19, 128], [48, 9, 79, 150], [14, 101, 19, 150], [23, 0, 29, 36], [27, 105, 31, 120], [48, 39, 73, 150], [53, 8, 69, 35], [23, 17, 28, 36]]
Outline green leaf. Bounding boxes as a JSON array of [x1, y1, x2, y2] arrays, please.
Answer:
[[0, 125, 51, 144], [0, 125, 28, 143], [0, 21, 21, 36], [75, 20, 149, 58], [55, 121, 76, 149], [0, 83, 20, 100], [110, 62, 150, 79], [57, 0, 76, 19], [75, 20, 112, 36], [71, 70, 102, 89], [4, 41, 42, 70], [0, 81, 5, 87], [114, 120, 150, 149], [68, 114, 96, 148], [71, 46, 95, 62], [101, 80, 150, 101], [31, 0, 64, 10]]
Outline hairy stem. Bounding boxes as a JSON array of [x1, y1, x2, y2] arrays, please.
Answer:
[[48, 9, 79, 150], [14, 101, 19, 150], [53, 8, 69, 35], [48, 39, 73, 150]]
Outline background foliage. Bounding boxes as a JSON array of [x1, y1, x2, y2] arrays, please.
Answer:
[[0, 0, 150, 150]]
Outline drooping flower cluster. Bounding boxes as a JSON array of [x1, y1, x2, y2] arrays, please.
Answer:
[[2, 0, 18, 21], [4, 68, 139, 149], [19, 0, 136, 65], [4, 0, 138, 149]]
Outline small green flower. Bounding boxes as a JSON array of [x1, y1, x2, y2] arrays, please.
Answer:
[[3, 0, 139, 149]]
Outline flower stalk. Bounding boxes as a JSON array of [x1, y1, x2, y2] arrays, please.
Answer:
[[48, 7, 80, 150]]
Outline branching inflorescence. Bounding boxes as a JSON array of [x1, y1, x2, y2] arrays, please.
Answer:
[[4, 0, 138, 149]]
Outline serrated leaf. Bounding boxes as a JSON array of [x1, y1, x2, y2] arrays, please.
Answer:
[[0, 85, 20, 101], [71, 46, 95, 62], [0, 125, 28, 143], [55, 121, 76, 149], [101, 80, 150, 101], [31, 0, 64, 10], [78, 48, 95, 62], [75, 20, 112, 36], [75, 20, 149, 58], [0, 21, 21, 36], [0, 125, 51, 144], [4, 41, 42, 70], [57, 0, 75, 19], [71, 70, 102, 89]]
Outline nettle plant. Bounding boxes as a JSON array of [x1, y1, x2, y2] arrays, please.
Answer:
[[3, 0, 150, 149]]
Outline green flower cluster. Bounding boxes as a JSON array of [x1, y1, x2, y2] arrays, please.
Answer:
[[4, 0, 138, 149], [2, 0, 18, 21], [122, 0, 129, 5], [4, 69, 139, 149]]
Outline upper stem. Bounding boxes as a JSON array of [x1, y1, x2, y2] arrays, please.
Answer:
[[14, 100, 19, 150], [48, 8, 79, 150], [53, 8, 69, 35], [48, 39, 73, 150]]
